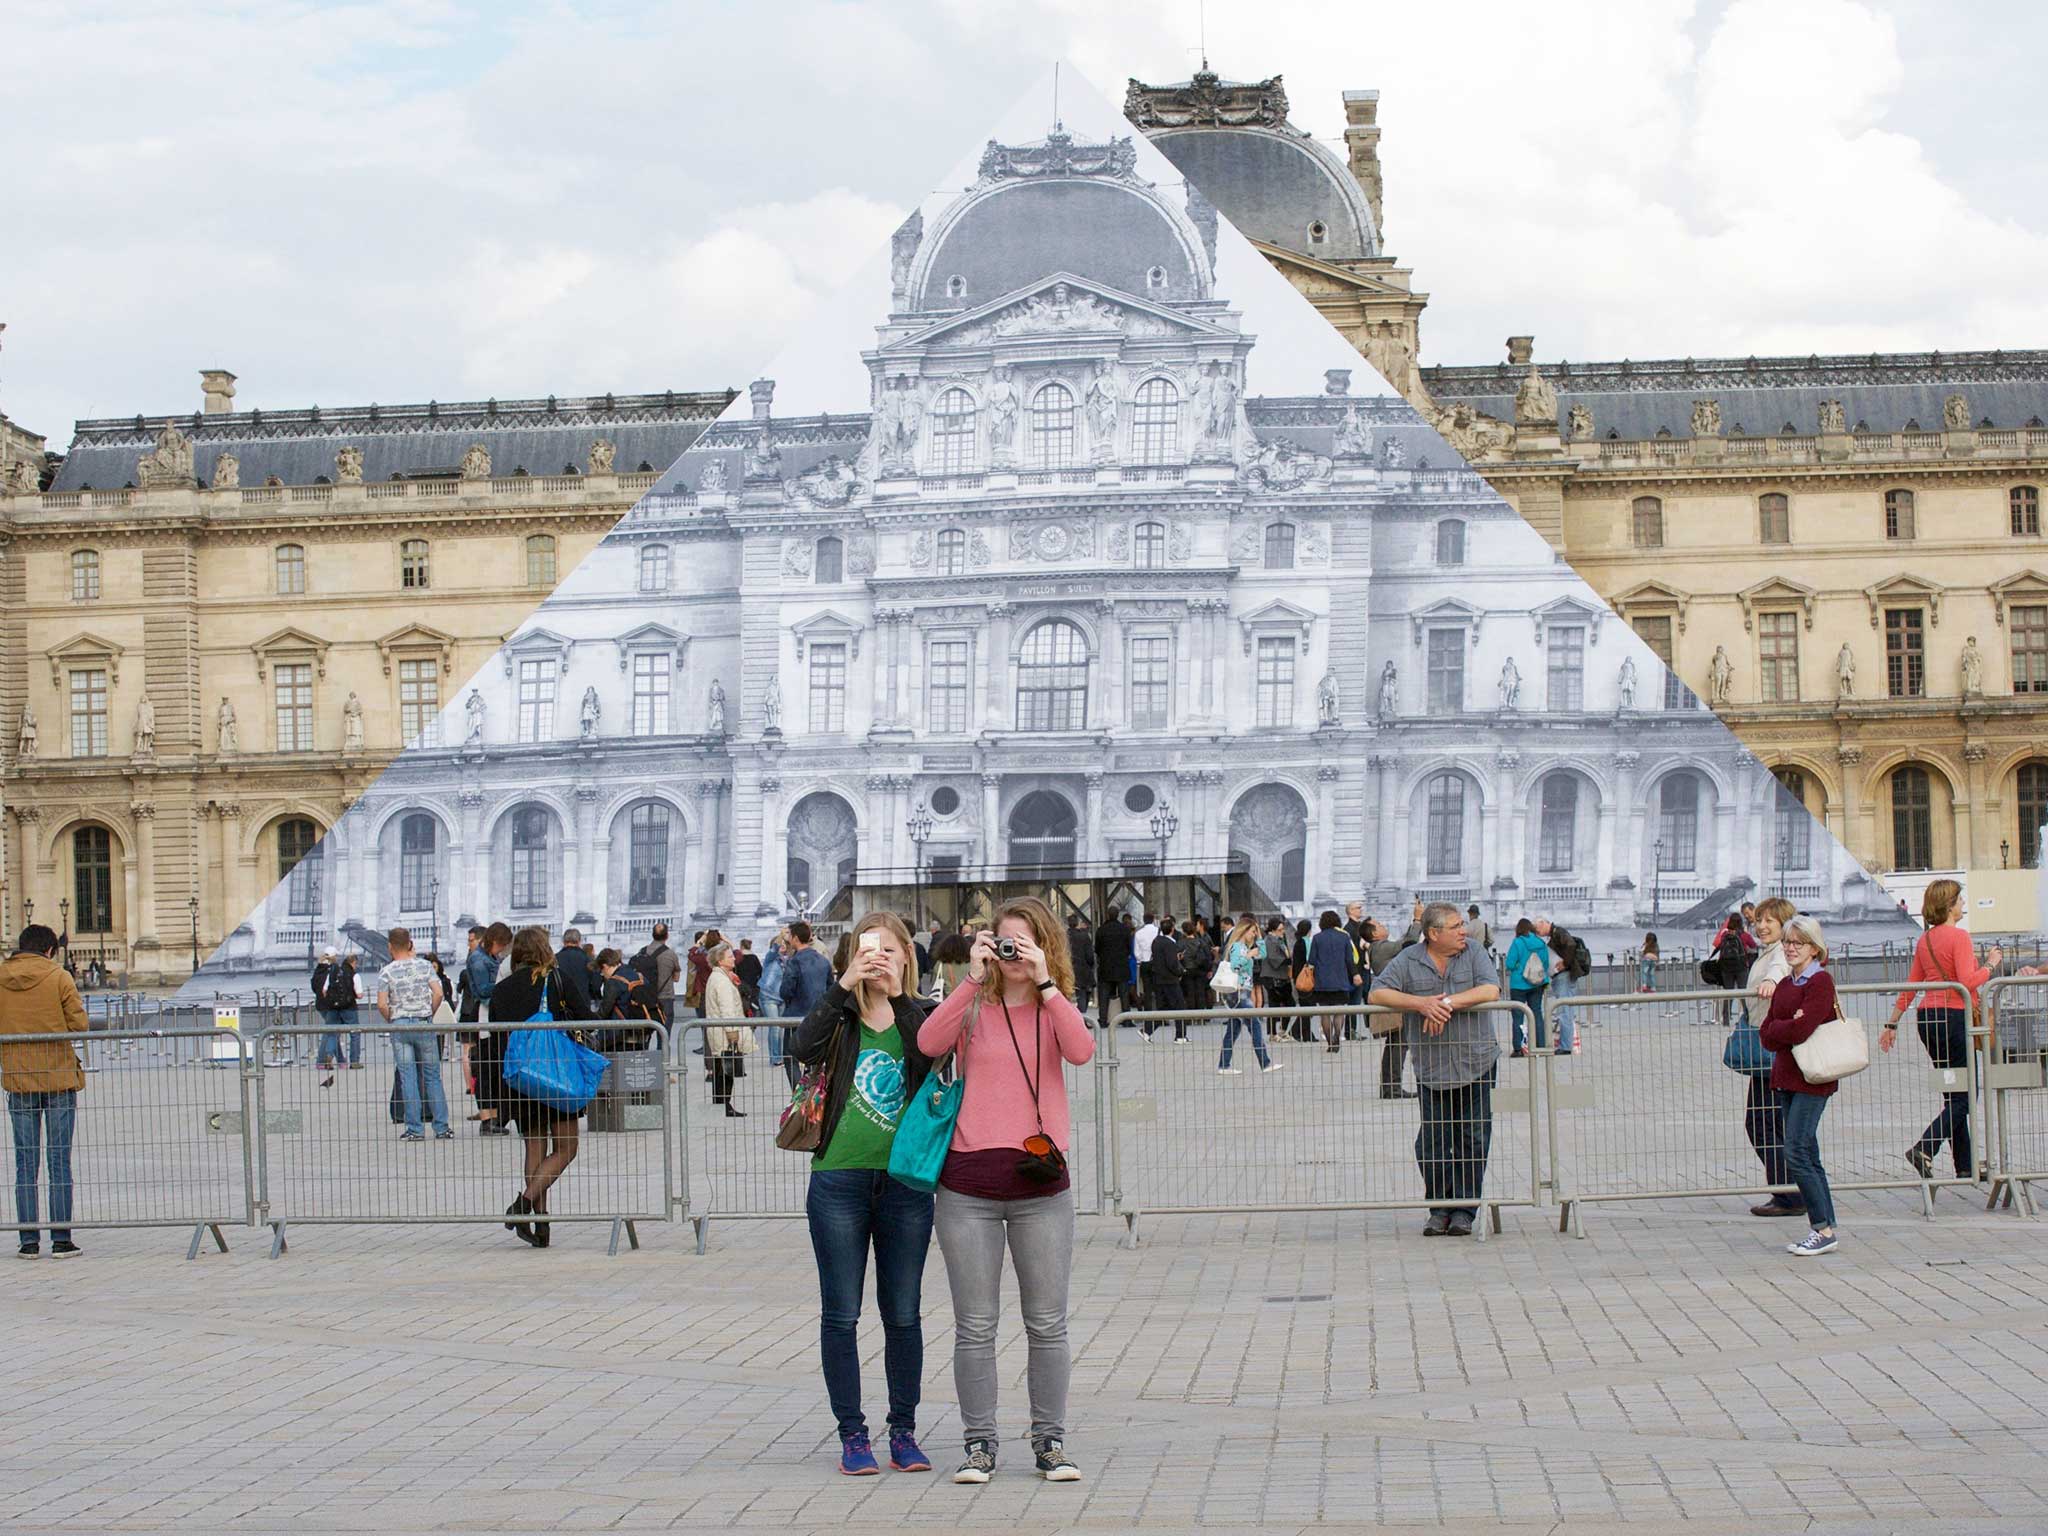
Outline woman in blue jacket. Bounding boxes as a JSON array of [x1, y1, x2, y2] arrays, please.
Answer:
[[1306, 910, 1363, 1055], [1504, 918, 1550, 1055]]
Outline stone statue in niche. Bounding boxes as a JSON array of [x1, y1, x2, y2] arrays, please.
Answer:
[[134, 696, 156, 755], [460, 443, 491, 480], [1708, 645, 1734, 704], [587, 438, 616, 475], [1943, 392, 1971, 431], [1334, 402, 1373, 459], [985, 367, 1020, 467], [465, 689, 486, 745], [1498, 656, 1522, 711], [876, 376, 923, 474], [16, 705, 37, 758], [579, 685, 600, 740], [1376, 660, 1399, 720], [342, 692, 365, 752], [707, 679, 727, 736], [1617, 656, 1638, 711], [1190, 360, 1240, 459], [217, 697, 239, 756], [762, 679, 782, 733], [1316, 670, 1341, 726], [1960, 635, 1985, 696], [1835, 642, 1856, 699], [1567, 404, 1592, 442], [1818, 399, 1846, 434], [1085, 363, 1120, 465], [335, 445, 364, 484], [1690, 399, 1722, 437]]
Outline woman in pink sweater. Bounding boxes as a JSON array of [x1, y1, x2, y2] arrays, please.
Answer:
[[916, 895, 1094, 1487], [1882, 879, 1999, 1182]]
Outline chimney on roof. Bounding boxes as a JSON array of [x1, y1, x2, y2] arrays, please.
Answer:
[[200, 370, 237, 415], [749, 378, 775, 423], [1506, 336, 1534, 366], [1341, 89, 1384, 236]]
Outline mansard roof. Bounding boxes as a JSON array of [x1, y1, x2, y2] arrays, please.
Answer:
[[50, 387, 735, 493], [1421, 349, 2048, 442]]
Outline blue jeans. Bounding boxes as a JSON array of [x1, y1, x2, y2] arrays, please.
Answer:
[[762, 1024, 785, 1066], [316, 1009, 360, 1066], [1549, 972, 1577, 1052], [1510, 986, 1546, 1050], [1638, 958, 1655, 990], [390, 1028, 449, 1135], [1780, 1089, 1835, 1229], [806, 1167, 934, 1441], [1218, 992, 1271, 1069], [9, 1090, 77, 1246]]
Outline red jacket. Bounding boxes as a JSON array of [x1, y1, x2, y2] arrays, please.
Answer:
[[1759, 966, 1841, 1096], [1894, 924, 1989, 1014]]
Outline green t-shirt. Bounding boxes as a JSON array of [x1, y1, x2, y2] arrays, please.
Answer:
[[812, 1021, 907, 1171]]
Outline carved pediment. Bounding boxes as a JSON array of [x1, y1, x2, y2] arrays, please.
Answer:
[[1990, 568, 2048, 625], [46, 631, 125, 688], [1248, 240, 1414, 299], [1862, 572, 1945, 628], [375, 622, 456, 675], [790, 608, 864, 661], [1532, 594, 1606, 646], [613, 622, 689, 672], [894, 272, 1230, 352], [1411, 597, 1483, 647], [1737, 576, 1819, 632], [499, 625, 574, 676], [1237, 598, 1317, 655], [251, 625, 330, 680], [1610, 578, 1692, 634]]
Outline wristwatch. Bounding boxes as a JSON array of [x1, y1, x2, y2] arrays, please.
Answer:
[[1035, 978, 1056, 994]]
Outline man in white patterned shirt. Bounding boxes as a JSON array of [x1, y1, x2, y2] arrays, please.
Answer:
[[377, 927, 449, 1141]]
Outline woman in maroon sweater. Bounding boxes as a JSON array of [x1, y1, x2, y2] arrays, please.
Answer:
[[1757, 915, 1841, 1257]]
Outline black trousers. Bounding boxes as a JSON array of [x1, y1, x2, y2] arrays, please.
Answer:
[[1145, 980, 1186, 1039], [1415, 1067, 1495, 1221], [1913, 1006, 1972, 1177], [1379, 1036, 1408, 1093], [711, 1049, 739, 1105], [1743, 1071, 1795, 1199]]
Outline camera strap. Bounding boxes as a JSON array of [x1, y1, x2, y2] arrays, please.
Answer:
[[998, 996, 1048, 1137]]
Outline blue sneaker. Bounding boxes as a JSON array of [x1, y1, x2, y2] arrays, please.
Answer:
[[839, 1433, 880, 1476], [1787, 1229, 1838, 1257], [888, 1431, 931, 1472]]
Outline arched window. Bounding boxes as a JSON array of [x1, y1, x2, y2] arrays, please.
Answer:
[[1657, 773, 1700, 871], [2018, 761, 2048, 868], [1015, 620, 1089, 732], [1772, 768, 1811, 872], [2013, 485, 2042, 537], [929, 388, 977, 473], [639, 543, 671, 593], [71, 549, 101, 601], [1891, 765, 1933, 871], [1435, 519, 1466, 566], [1030, 383, 1076, 468], [936, 527, 967, 576], [1133, 520, 1167, 569], [525, 534, 557, 586], [510, 806, 550, 910], [1758, 493, 1790, 544], [1631, 497, 1663, 548], [814, 534, 844, 584], [399, 814, 436, 911], [1264, 522, 1296, 570], [275, 543, 306, 594], [279, 818, 322, 917], [72, 826, 113, 932], [1884, 488, 1916, 540], [400, 538, 430, 590], [1009, 791, 1078, 875], [1130, 377, 1180, 462], [628, 802, 672, 906], [1425, 774, 1466, 877], [1538, 775, 1578, 873]]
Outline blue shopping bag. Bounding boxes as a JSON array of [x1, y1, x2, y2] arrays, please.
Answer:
[[887, 1001, 974, 1193], [504, 1011, 611, 1116]]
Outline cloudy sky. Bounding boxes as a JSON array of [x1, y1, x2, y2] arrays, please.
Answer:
[[5, 0, 2045, 443]]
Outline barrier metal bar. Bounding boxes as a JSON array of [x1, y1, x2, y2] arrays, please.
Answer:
[[252, 1020, 669, 1258], [1107, 1002, 1540, 1246], [1549, 980, 1978, 1238], [1984, 974, 2048, 1217], [0, 1027, 252, 1258], [674, 1013, 1108, 1253]]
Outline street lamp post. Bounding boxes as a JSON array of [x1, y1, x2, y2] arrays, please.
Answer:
[[189, 895, 201, 976], [430, 876, 441, 958], [1151, 801, 1179, 912], [57, 898, 69, 967], [2001, 839, 2011, 870], [906, 799, 935, 931], [1652, 838, 1665, 928]]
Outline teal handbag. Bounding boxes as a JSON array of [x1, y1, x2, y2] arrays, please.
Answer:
[[887, 1001, 974, 1193]]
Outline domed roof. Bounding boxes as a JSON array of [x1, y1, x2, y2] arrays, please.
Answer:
[[1146, 126, 1377, 262], [911, 133, 1209, 312]]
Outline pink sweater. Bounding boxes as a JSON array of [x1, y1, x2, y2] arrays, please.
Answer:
[[1895, 923, 1991, 1012], [916, 982, 1095, 1153]]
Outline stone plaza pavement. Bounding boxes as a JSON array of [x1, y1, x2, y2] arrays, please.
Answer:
[[4, 1165, 2046, 1536]]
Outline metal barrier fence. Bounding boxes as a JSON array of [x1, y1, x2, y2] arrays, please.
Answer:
[[674, 1016, 1106, 1253], [1985, 975, 2048, 1217], [251, 1020, 670, 1257], [1547, 981, 1980, 1236], [0, 1027, 253, 1259], [1108, 1002, 1539, 1244]]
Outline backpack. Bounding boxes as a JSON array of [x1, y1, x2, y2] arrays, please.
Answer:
[[319, 964, 355, 1012], [1567, 934, 1592, 980]]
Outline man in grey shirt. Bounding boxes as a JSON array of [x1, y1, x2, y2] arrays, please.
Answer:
[[1369, 902, 1501, 1237]]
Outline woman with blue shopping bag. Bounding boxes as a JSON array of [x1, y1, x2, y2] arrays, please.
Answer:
[[787, 912, 938, 1479], [490, 926, 608, 1249]]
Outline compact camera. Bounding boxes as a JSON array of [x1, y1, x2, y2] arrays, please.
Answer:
[[992, 936, 1021, 961]]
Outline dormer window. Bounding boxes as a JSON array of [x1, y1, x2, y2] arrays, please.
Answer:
[[1307, 220, 1329, 246], [945, 275, 967, 300], [1145, 265, 1167, 290]]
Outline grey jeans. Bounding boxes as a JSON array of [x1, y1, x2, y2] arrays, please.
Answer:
[[933, 1184, 1075, 1447]]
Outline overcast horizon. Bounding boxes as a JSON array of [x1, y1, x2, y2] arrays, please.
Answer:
[[5, 0, 2047, 444]]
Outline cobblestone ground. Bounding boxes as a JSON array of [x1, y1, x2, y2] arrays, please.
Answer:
[[4, 1014, 2046, 1534]]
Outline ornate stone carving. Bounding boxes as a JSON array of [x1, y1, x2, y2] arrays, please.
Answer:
[[985, 367, 1020, 467], [744, 432, 782, 482], [133, 697, 155, 755], [1513, 367, 1557, 428], [968, 531, 993, 567], [334, 445, 364, 484], [1818, 399, 1846, 434], [787, 455, 863, 507], [1617, 657, 1638, 710], [1106, 524, 1129, 561], [578, 685, 600, 741], [137, 425, 196, 488], [587, 438, 616, 475], [699, 457, 728, 493], [909, 530, 932, 568], [1382, 436, 1405, 468], [1498, 657, 1522, 711], [874, 376, 923, 474], [5, 456, 37, 493], [1960, 635, 1985, 696], [782, 540, 812, 578], [978, 130, 1138, 181], [1316, 671, 1341, 726], [1429, 401, 1512, 461], [1963, 741, 1989, 764], [706, 680, 727, 735], [464, 689, 485, 745], [1614, 750, 1640, 770], [1085, 363, 1120, 465], [1009, 522, 1095, 563], [1377, 660, 1399, 720], [1835, 642, 1856, 699], [1567, 404, 1592, 442], [216, 697, 238, 756], [889, 209, 923, 309], [211, 452, 239, 490], [1690, 398, 1722, 437], [1190, 361, 1241, 462], [15, 706, 36, 759], [1230, 524, 1261, 564], [1334, 403, 1373, 460], [1299, 524, 1328, 564], [342, 691, 365, 752], [1836, 744, 1864, 765], [1944, 392, 1971, 430], [1245, 437, 1332, 491], [1124, 70, 1288, 129], [460, 443, 490, 480], [1708, 645, 1734, 705], [846, 537, 876, 577], [762, 679, 782, 733], [1167, 523, 1192, 563]]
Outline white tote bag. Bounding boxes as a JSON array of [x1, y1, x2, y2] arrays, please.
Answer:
[[1209, 958, 1241, 994], [1790, 999, 1869, 1084]]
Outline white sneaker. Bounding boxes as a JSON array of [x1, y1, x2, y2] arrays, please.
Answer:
[[1787, 1229, 1839, 1257], [1217, 1067, 1242, 1075], [1261, 1061, 1285, 1073]]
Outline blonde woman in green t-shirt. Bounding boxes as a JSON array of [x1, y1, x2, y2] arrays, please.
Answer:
[[788, 911, 939, 1478]]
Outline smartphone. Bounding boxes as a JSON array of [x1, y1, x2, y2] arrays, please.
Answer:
[[858, 931, 882, 955]]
